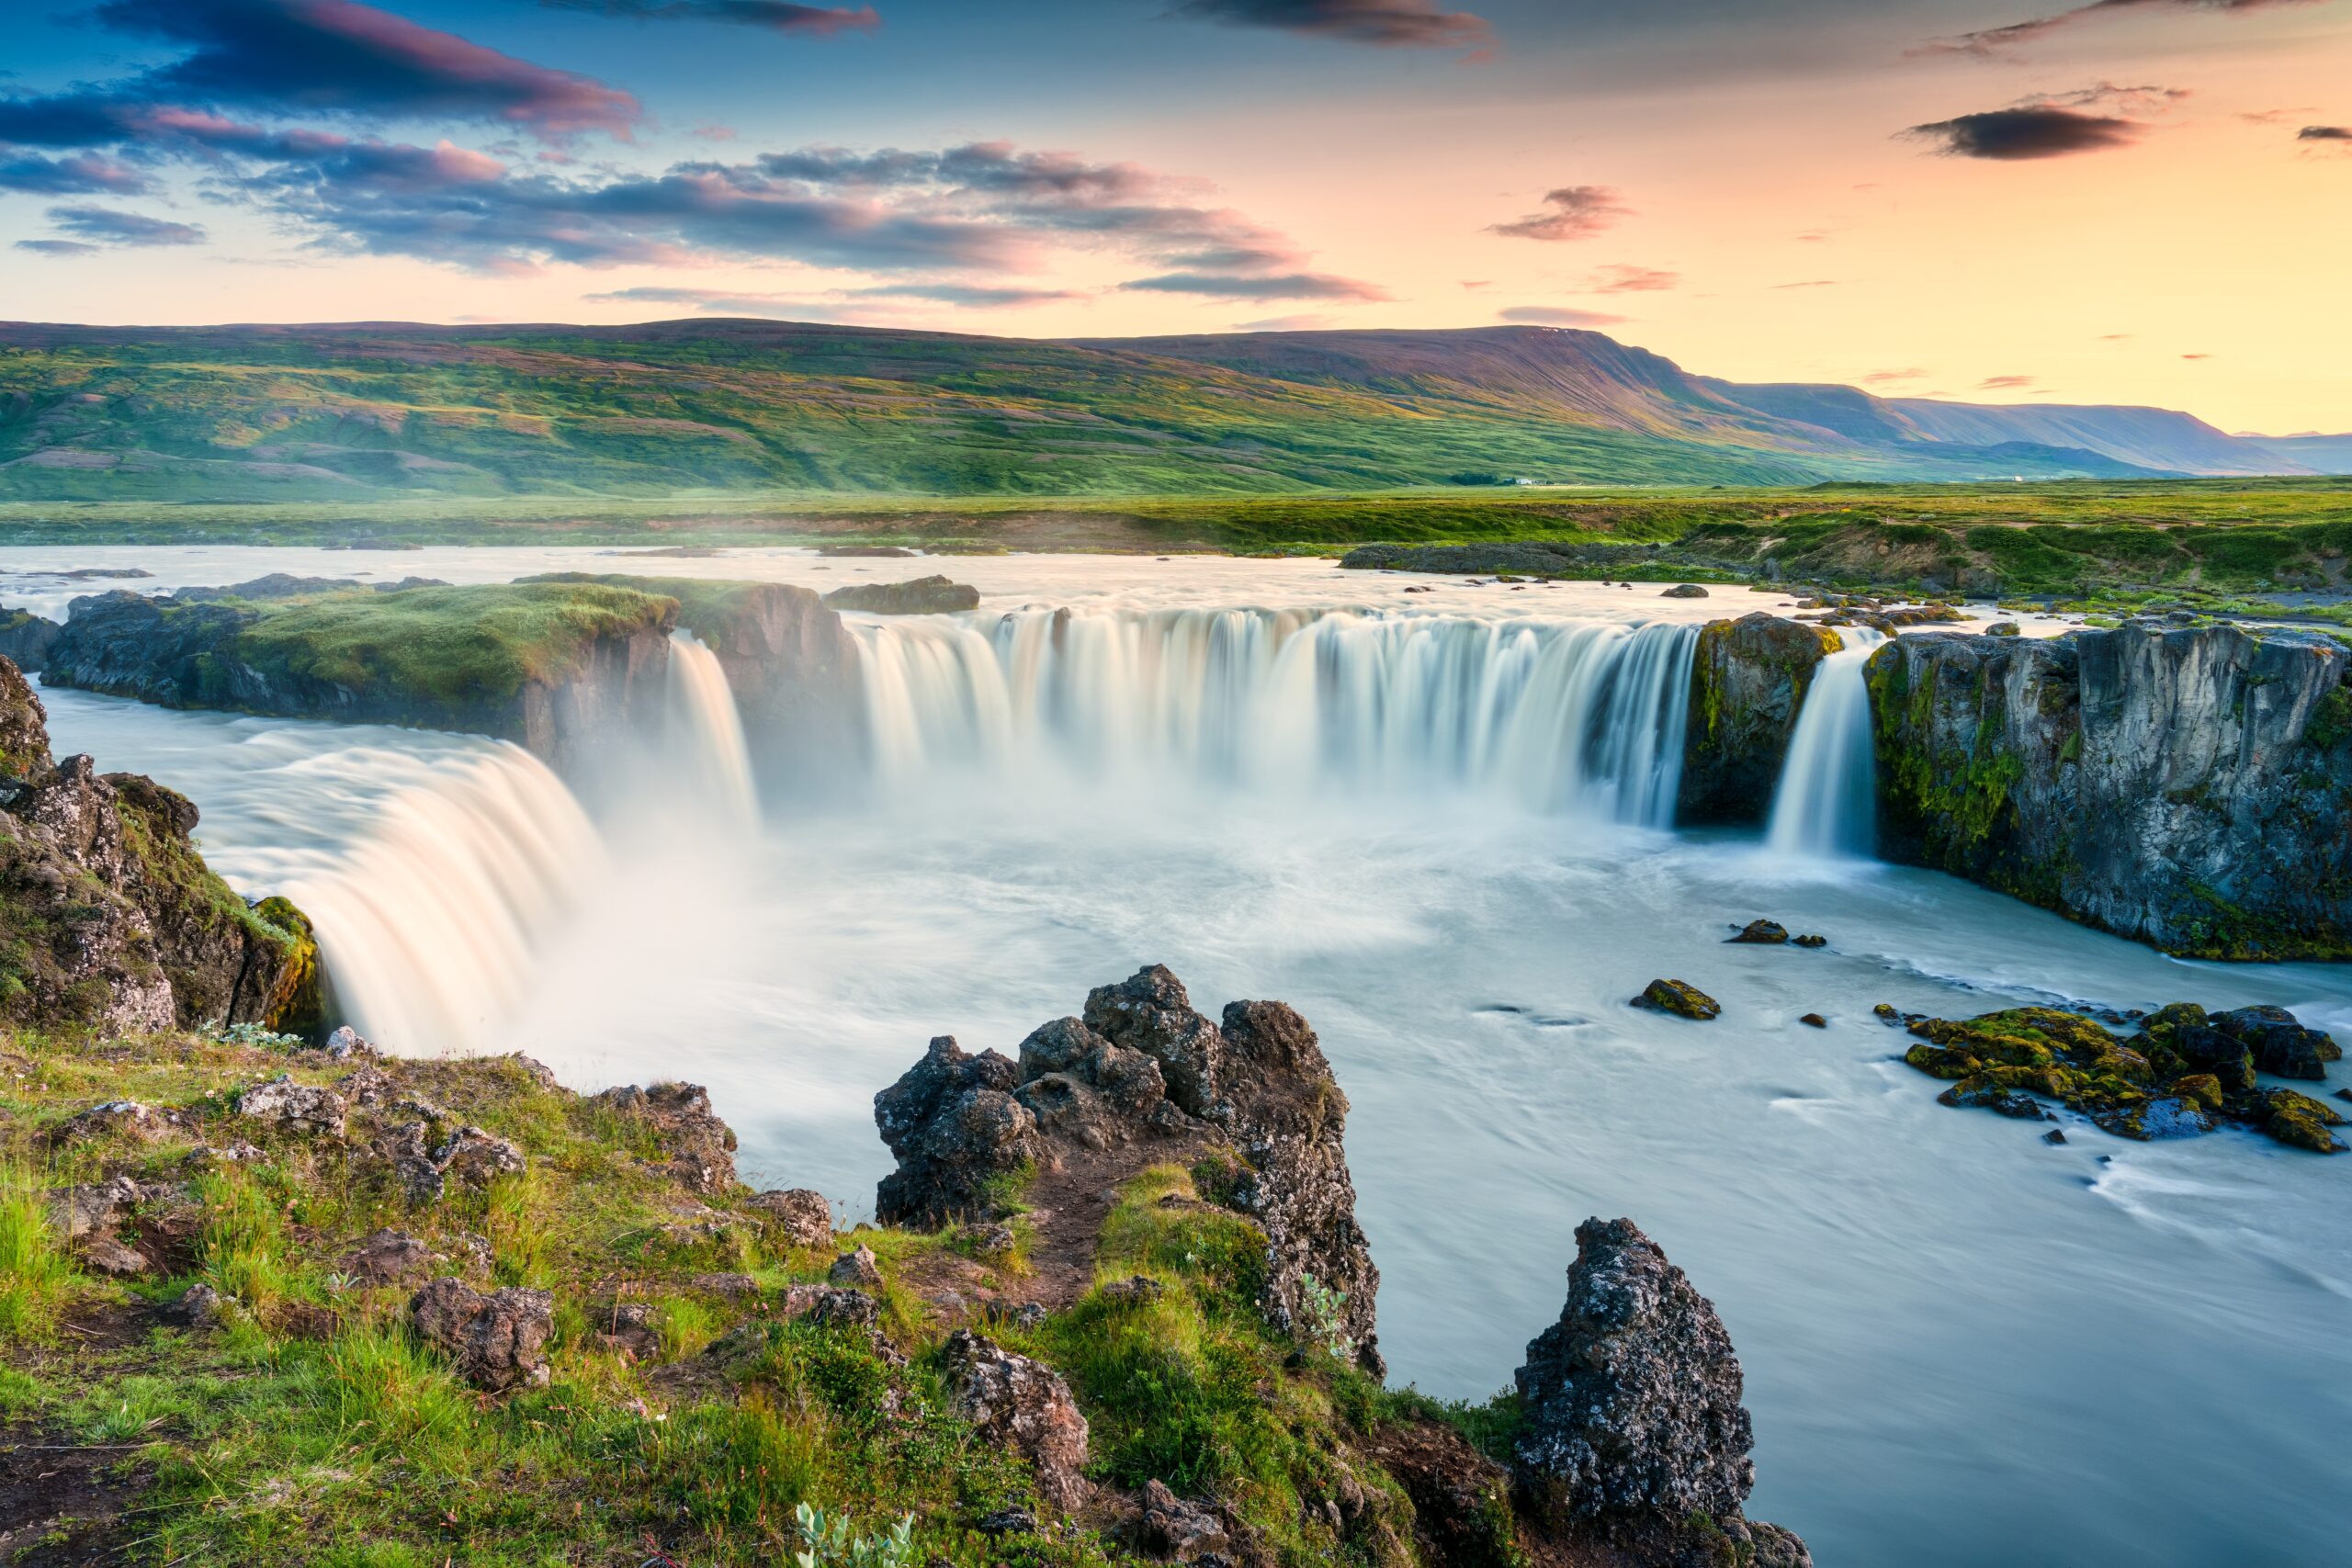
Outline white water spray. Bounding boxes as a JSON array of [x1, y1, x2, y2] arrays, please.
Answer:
[[1766, 626, 1886, 860], [288, 748, 606, 1056], [664, 631, 758, 829], [855, 609, 1697, 826]]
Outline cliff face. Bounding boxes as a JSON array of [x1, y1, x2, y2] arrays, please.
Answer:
[[0, 655, 321, 1032], [1679, 612, 1839, 824], [521, 573, 865, 781], [1868, 620, 2352, 959], [40, 581, 679, 773]]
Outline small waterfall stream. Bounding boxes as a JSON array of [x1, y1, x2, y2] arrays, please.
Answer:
[[1766, 627, 1885, 861], [665, 631, 759, 829], [855, 609, 1700, 827]]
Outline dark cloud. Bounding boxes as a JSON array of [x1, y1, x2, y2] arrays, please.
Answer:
[[1498, 305, 1628, 326], [1169, 1, 1491, 50], [13, 239, 101, 256], [544, 1, 879, 33], [1917, 1, 2317, 61], [1905, 95, 2151, 160], [2301, 125, 2352, 140], [1585, 265, 1677, 293], [43, 204, 207, 246], [1118, 271, 1390, 299], [0, 1, 639, 149], [0, 151, 151, 196], [1487, 185, 1628, 242], [589, 279, 1073, 312]]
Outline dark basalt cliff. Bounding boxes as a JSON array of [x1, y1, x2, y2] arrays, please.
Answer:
[[0, 655, 320, 1033], [1867, 619, 2352, 959], [1679, 612, 1838, 825]]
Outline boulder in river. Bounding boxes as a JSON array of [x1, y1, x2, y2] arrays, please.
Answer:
[[1630, 978, 1721, 1021], [1660, 583, 1710, 599], [1727, 919, 1789, 945]]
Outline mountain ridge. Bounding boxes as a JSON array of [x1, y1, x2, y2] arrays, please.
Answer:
[[0, 317, 2310, 501]]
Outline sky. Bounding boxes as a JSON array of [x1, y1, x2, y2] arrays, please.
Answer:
[[0, 0, 2346, 433]]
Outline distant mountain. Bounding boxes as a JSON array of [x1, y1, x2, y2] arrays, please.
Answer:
[[0, 318, 2308, 502], [2238, 433, 2352, 475]]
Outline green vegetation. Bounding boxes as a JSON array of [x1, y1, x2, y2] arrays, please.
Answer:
[[228, 581, 675, 705], [0, 1030, 1493, 1566]]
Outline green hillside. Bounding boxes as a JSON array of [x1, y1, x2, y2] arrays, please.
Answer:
[[0, 320, 2225, 504]]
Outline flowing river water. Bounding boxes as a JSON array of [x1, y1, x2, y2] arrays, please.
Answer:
[[10, 547, 2350, 1566]]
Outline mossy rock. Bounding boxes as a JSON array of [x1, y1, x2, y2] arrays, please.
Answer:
[[1631, 978, 1721, 1021], [2256, 1089, 2348, 1154]]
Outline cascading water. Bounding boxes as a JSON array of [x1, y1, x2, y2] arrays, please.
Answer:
[[287, 748, 606, 1056], [664, 631, 759, 829], [854, 608, 1698, 826], [1765, 626, 1886, 860]]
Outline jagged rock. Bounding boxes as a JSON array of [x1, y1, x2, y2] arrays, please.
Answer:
[[410, 1277, 554, 1392], [1083, 966, 1224, 1119], [51, 1099, 173, 1145], [592, 1302, 663, 1361], [1136, 1479, 1228, 1561], [1630, 978, 1720, 1021], [2043, 1128, 2069, 1145], [339, 1063, 396, 1106], [1727, 919, 1788, 945], [976, 1508, 1036, 1537], [745, 1188, 834, 1248], [323, 1025, 372, 1059], [939, 1329, 1091, 1515], [1100, 1276, 1166, 1307], [345, 1228, 437, 1284], [1938, 1077, 2046, 1120], [170, 1282, 225, 1328], [876, 969, 1383, 1376], [238, 1075, 347, 1138], [2208, 1006, 2341, 1080], [1866, 622, 2352, 960], [1515, 1218, 1760, 1526], [829, 1245, 884, 1288], [187, 1138, 264, 1168], [79, 1235, 151, 1276], [0, 656, 320, 1033], [821, 575, 980, 615], [873, 1036, 1046, 1225], [45, 1174, 169, 1240], [594, 1082, 738, 1194], [958, 1221, 1017, 1257], [381, 1118, 526, 1203], [778, 1283, 882, 1329]]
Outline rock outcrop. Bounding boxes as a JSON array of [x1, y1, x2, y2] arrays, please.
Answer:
[[874, 965, 1384, 1374], [0, 606, 60, 671], [1515, 1217, 1808, 1564], [410, 1277, 555, 1392], [820, 575, 981, 615], [1902, 1002, 2346, 1152], [518, 573, 865, 780], [1679, 613, 1838, 825], [1868, 620, 2352, 959], [0, 656, 321, 1033], [939, 1329, 1091, 1515], [40, 581, 679, 773]]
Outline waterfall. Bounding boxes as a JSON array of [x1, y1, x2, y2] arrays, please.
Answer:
[[288, 748, 606, 1055], [1766, 627, 1886, 860], [664, 631, 758, 829], [854, 609, 1699, 827]]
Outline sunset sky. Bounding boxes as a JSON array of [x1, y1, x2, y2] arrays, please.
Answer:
[[2, 0, 2346, 432]]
